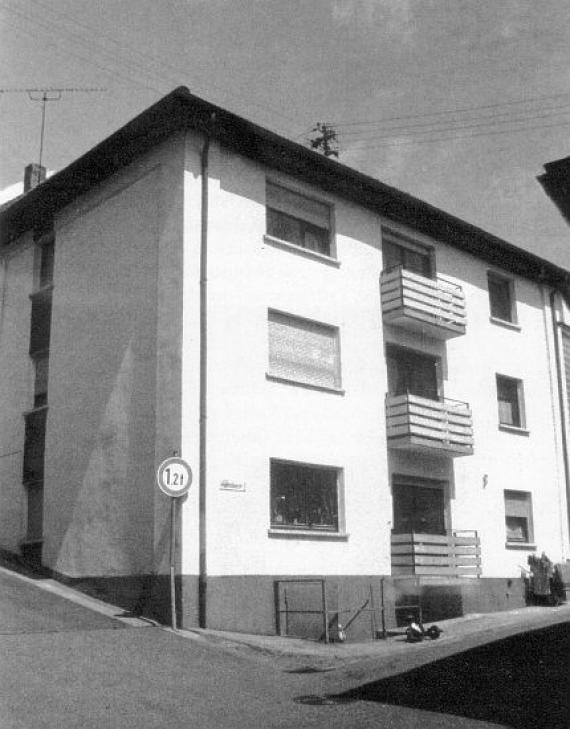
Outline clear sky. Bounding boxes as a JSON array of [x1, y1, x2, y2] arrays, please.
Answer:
[[2, 0, 570, 266]]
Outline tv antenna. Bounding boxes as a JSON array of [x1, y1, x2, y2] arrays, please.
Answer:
[[0, 87, 105, 169]]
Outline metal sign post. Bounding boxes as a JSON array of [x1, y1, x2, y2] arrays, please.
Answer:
[[157, 457, 192, 631]]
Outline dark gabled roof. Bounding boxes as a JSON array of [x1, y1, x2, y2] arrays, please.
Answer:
[[1, 86, 568, 289], [538, 157, 570, 229]]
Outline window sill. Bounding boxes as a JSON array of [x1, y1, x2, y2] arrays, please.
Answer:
[[268, 528, 349, 541], [505, 541, 536, 551], [23, 404, 48, 417], [499, 424, 529, 436], [263, 235, 340, 267], [489, 316, 520, 332], [29, 284, 54, 300], [266, 373, 345, 395]]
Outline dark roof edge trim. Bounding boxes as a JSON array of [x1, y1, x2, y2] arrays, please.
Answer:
[[1, 86, 568, 290]]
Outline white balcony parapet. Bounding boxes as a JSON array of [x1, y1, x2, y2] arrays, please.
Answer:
[[391, 530, 482, 578], [381, 266, 466, 339], [386, 392, 474, 457]]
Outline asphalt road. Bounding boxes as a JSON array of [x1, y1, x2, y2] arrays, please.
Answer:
[[336, 622, 570, 729], [0, 566, 566, 728]]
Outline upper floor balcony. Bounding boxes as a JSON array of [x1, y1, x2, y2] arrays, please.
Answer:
[[381, 266, 466, 339], [386, 392, 474, 457]]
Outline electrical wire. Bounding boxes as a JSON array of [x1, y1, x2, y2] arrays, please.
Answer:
[[0, 0, 300, 137], [329, 90, 570, 128], [340, 117, 570, 150], [336, 106, 570, 143]]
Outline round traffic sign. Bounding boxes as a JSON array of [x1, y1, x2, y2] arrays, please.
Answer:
[[157, 457, 192, 497]]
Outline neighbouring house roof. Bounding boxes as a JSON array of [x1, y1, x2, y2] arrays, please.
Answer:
[[539, 157, 570, 230], [1, 86, 568, 290]]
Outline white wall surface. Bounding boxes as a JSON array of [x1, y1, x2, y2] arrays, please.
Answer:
[[4, 129, 567, 584], [0, 239, 34, 551], [42, 138, 185, 577], [384, 222, 569, 574], [180, 136, 570, 579]]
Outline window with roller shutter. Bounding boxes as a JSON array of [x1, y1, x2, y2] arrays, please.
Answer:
[[267, 310, 341, 390]]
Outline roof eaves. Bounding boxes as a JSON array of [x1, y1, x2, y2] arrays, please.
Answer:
[[1, 86, 568, 289]]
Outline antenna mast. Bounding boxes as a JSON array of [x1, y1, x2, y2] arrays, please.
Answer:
[[0, 87, 105, 168]]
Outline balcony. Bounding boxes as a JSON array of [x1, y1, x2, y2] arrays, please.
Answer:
[[391, 530, 482, 578], [381, 266, 466, 339], [386, 393, 474, 457]]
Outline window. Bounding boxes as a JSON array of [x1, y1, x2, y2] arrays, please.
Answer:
[[496, 375, 525, 429], [25, 482, 44, 541], [39, 237, 55, 288], [268, 311, 341, 390], [29, 290, 52, 355], [382, 236, 432, 278], [23, 408, 47, 485], [271, 460, 340, 531], [33, 354, 49, 408], [488, 272, 516, 324], [504, 490, 533, 544], [392, 478, 447, 535], [386, 344, 440, 401], [266, 182, 332, 256]]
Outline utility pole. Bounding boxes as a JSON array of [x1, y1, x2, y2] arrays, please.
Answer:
[[0, 87, 105, 169]]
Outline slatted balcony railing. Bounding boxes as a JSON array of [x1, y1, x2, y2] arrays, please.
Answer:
[[386, 392, 474, 457], [381, 266, 466, 339], [391, 530, 482, 578]]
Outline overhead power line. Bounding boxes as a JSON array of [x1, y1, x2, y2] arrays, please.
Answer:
[[0, 0, 300, 138], [340, 117, 570, 151], [336, 105, 570, 143], [0, 87, 105, 94], [328, 90, 570, 129]]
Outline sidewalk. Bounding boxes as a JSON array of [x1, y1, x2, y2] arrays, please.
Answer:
[[2, 550, 569, 688], [184, 602, 570, 687]]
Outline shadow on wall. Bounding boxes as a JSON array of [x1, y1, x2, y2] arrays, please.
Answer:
[[53, 339, 156, 575], [331, 623, 570, 729]]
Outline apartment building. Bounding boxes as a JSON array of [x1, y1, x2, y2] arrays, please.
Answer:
[[1, 88, 569, 635]]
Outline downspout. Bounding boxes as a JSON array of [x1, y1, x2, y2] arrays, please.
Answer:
[[549, 289, 570, 557], [198, 133, 210, 627]]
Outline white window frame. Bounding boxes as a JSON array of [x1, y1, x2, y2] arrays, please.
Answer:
[[264, 180, 337, 263], [504, 490, 535, 547], [496, 374, 528, 433], [382, 228, 435, 279], [266, 309, 343, 393], [488, 271, 519, 328], [268, 458, 346, 538]]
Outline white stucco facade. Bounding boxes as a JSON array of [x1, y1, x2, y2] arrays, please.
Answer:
[[1, 90, 569, 632], [175, 136, 570, 589]]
